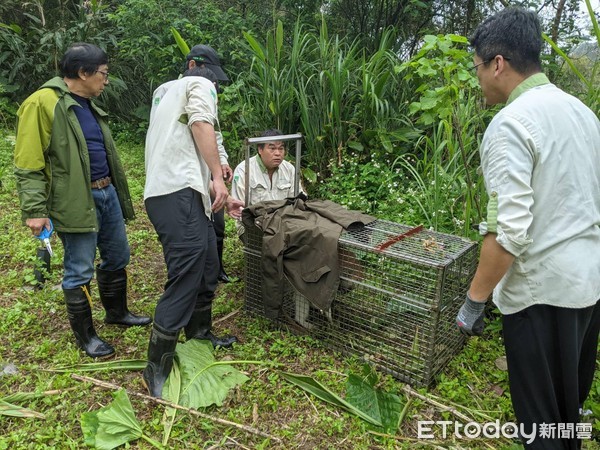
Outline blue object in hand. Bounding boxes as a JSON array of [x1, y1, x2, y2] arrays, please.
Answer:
[[35, 219, 54, 257]]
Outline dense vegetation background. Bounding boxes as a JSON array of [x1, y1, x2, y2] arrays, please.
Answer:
[[0, 0, 598, 448], [0, 0, 598, 232]]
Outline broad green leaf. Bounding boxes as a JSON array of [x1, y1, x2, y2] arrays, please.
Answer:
[[280, 372, 382, 427], [346, 374, 404, 433], [0, 23, 21, 33], [422, 35, 437, 45], [81, 407, 101, 448], [81, 389, 143, 450], [381, 133, 393, 153], [360, 363, 378, 387], [409, 101, 422, 115], [170, 27, 189, 58], [243, 31, 266, 62], [457, 70, 471, 82], [410, 0, 428, 8], [346, 374, 382, 423], [416, 65, 436, 77], [49, 359, 146, 373], [173, 340, 250, 409], [448, 34, 469, 43], [347, 140, 364, 151], [301, 166, 317, 184], [0, 399, 45, 419], [419, 95, 439, 111], [161, 359, 182, 446]]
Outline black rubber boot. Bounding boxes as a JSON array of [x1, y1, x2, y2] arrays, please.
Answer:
[[143, 323, 179, 398], [184, 303, 237, 348], [96, 267, 152, 327], [216, 239, 230, 283], [64, 285, 115, 358]]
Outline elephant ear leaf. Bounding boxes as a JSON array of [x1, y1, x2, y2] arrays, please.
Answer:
[[174, 340, 249, 409], [81, 389, 144, 450], [345, 365, 404, 434]]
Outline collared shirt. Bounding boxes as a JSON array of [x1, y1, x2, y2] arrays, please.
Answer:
[[480, 75, 600, 313], [232, 155, 303, 204], [147, 79, 229, 165], [231, 155, 304, 235], [144, 76, 218, 218]]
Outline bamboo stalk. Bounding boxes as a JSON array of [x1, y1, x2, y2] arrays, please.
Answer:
[[71, 374, 281, 443], [213, 307, 241, 325], [401, 384, 472, 423]]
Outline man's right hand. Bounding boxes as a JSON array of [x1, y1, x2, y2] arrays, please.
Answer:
[[211, 178, 228, 212], [26, 218, 51, 237]]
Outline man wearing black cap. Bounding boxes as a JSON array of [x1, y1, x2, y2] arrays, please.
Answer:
[[143, 65, 242, 398], [186, 44, 229, 82], [186, 44, 233, 283]]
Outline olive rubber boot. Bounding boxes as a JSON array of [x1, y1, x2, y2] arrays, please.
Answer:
[[96, 267, 152, 327], [184, 303, 237, 348], [64, 285, 115, 358], [143, 323, 179, 398]]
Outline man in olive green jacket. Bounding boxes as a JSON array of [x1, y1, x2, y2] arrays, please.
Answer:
[[14, 43, 150, 359]]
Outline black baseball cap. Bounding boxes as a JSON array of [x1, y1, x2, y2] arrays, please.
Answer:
[[186, 44, 229, 82]]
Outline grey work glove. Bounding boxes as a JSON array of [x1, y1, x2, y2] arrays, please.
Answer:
[[456, 292, 486, 336]]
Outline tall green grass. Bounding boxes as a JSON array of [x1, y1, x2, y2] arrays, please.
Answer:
[[237, 20, 416, 180]]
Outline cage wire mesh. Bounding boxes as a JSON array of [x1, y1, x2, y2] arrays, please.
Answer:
[[244, 219, 478, 387]]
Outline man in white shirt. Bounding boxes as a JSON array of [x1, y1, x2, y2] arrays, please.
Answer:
[[456, 8, 600, 448], [143, 67, 243, 399], [231, 129, 304, 236], [185, 44, 233, 283]]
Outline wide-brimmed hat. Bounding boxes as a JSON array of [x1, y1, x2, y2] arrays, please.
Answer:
[[186, 44, 229, 82]]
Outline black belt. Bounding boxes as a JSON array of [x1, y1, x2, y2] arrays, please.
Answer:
[[91, 176, 111, 189]]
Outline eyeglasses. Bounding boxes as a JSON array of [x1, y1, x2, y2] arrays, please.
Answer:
[[471, 56, 511, 72], [95, 70, 110, 80]]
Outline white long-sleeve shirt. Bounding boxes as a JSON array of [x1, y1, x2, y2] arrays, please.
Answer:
[[144, 76, 221, 218], [481, 74, 600, 313], [231, 155, 304, 235]]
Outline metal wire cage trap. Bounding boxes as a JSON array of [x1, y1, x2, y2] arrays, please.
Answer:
[[240, 133, 477, 387], [243, 219, 478, 387]]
